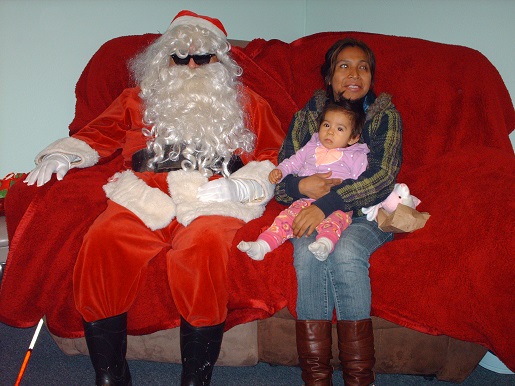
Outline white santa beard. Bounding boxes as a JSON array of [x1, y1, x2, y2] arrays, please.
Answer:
[[141, 63, 253, 175]]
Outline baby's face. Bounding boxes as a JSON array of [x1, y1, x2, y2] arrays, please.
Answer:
[[318, 110, 358, 149]]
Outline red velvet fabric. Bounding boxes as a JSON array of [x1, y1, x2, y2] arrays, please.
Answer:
[[74, 200, 243, 327], [1, 31, 514, 370]]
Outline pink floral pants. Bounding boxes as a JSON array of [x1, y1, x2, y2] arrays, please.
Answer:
[[258, 198, 352, 253]]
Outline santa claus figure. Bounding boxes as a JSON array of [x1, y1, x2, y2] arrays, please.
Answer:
[[25, 10, 283, 386]]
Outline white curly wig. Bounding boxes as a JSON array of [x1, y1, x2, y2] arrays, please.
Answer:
[[129, 23, 255, 177]]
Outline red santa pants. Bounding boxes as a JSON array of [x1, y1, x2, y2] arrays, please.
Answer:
[[73, 200, 244, 327]]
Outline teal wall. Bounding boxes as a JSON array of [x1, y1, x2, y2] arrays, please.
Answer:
[[1, 0, 514, 177]]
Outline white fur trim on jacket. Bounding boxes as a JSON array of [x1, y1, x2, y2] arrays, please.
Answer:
[[34, 137, 100, 168], [103, 170, 176, 231], [168, 160, 275, 226], [229, 160, 276, 204]]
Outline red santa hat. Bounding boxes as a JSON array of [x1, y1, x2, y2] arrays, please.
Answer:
[[168, 10, 228, 40]]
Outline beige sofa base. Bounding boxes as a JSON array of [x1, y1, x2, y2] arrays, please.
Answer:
[[258, 309, 487, 383], [50, 308, 487, 383], [51, 320, 259, 367]]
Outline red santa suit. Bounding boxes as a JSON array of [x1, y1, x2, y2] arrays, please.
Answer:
[[35, 86, 283, 327]]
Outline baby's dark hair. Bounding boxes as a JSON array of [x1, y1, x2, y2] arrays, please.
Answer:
[[318, 99, 366, 139]]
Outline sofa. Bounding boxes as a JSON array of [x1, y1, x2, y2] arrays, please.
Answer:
[[1, 31, 514, 383]]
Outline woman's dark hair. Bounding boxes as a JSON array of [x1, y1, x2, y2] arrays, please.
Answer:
[[321, 37, 376, 99], [318, 99, 366, 140]]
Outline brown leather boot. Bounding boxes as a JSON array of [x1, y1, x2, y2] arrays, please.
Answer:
[[337, 319, 375, 386], [296, 320, 333, 386]]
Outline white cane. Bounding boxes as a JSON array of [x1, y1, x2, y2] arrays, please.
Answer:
[[14, 318, 44, 386]]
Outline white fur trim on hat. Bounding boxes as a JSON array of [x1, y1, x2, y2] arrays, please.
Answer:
[[168, 10, 227, 40]]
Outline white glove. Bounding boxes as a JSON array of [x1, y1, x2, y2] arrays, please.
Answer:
[[24, 153, 74, 187], [197, 178, 264, 203]]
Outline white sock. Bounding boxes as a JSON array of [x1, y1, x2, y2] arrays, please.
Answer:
[[308, 237, 334, 261], [237, 240, 271, 261]]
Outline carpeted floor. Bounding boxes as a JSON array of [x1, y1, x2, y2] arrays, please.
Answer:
[[1, 321, 513, 386]]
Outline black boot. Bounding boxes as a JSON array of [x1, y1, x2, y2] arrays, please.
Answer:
[[83, 313, 132, 386], [180, 316, 225, 386]]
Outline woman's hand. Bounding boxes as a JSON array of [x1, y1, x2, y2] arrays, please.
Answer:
[[298, 172, 342, 200], [292, 205, 325, 238]]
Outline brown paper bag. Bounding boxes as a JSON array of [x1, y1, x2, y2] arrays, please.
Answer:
[[377, 204, 430, 233]]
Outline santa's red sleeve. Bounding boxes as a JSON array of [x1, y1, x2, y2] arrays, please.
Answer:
[[240, 86, 283, 166]]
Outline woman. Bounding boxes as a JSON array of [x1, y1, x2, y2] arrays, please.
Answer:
[[275, 38, 403, 385]]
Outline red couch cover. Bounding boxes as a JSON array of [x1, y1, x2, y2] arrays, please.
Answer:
[[1, 31, 514, 371]]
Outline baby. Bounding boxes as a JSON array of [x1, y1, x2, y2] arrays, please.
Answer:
[[238, 99, 369, 261]]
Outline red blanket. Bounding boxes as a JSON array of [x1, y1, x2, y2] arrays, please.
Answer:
[[1, 31, 514, 371]]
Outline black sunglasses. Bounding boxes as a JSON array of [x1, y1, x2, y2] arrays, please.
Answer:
[[170, 54, 215, 65]]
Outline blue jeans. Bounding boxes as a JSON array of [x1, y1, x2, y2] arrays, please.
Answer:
[[292, 216, 393, 321]]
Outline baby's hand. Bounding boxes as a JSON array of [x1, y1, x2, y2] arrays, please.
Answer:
[[268, 169, 283, 184]]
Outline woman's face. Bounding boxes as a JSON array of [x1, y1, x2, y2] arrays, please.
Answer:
[[330, 46, 372, 101]]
